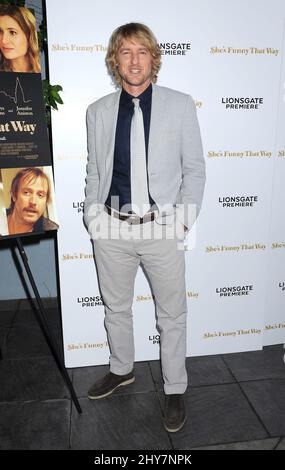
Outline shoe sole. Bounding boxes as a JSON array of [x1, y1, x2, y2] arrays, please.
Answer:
[[88, 377, 135, 400], [164, 417, 186, 433]]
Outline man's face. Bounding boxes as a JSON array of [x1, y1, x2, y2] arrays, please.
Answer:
[[12, 175, 48, 226], [116, 37, 153, 94]]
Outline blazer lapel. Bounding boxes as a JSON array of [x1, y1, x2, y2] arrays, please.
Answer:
[[149, 85, 175, 222], [101, 90, 121, 176], [148, 84, 166, 172]]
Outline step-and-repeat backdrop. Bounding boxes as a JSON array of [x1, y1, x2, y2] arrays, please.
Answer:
[[46, 0, 285, 367]]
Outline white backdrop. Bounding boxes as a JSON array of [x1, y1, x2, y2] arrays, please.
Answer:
[[46, 0, 285, 367]]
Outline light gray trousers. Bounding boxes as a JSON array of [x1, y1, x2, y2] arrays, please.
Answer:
[[92, 210, 188, 394]]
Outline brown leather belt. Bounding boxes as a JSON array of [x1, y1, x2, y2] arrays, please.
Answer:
[[104, 205, 156, 225]]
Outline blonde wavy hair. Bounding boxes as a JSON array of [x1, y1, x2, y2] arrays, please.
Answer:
[[0, 5, 40, 73], [106, 23, 161, 87]]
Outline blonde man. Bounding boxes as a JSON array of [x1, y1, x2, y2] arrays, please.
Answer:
[[84, 23, 205, 433]]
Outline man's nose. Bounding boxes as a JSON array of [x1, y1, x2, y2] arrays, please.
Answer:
[[29, 194, 37, 205], [130, 53, 139, 65]]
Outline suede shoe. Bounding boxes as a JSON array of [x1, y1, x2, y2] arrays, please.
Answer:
[[88, 371, 135, 399], [164, 394, 186, 432]]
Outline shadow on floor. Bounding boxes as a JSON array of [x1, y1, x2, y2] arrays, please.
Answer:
[[0, 299, 284, 450]]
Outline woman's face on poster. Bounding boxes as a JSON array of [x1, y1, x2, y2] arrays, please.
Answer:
[[0, 15, 28, 62]]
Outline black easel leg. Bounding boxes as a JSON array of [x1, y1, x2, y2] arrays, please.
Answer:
[[16, 238, 82, 414]]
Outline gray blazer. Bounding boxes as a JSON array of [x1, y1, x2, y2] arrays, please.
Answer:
[[84, 84, 205, 233]]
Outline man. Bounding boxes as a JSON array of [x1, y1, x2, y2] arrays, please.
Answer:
[[84, 23, 205, 433], [7, 167, 58, 235]]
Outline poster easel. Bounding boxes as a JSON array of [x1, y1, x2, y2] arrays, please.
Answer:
[[13, 236, 81, 414], [0, 5, 81, 413]]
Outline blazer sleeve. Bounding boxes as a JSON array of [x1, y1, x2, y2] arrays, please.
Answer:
[[83, 104, 103, 234], [176, 95, 206, 231]]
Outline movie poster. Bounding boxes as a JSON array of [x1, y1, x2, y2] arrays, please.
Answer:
[[0, 73, 51, 167], [0, 5, 58, 238]]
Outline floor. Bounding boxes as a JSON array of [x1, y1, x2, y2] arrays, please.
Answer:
[[0, 299, 285, 450]]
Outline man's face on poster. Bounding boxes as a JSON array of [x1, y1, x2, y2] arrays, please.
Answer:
[[12, 175, 48, 226]]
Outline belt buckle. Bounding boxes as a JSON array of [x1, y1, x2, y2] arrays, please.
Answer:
[[127, 215, 139, 225]]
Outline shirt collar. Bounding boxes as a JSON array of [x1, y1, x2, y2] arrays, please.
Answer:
[[121, 83, 152, 106]]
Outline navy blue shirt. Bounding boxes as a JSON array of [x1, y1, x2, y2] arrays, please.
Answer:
[[105, 83, 156, 213]]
